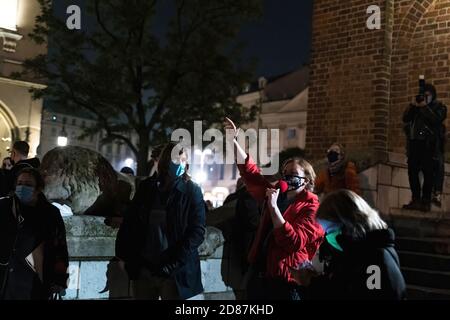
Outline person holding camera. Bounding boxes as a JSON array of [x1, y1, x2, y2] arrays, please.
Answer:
[[403, 82, 447, 212]]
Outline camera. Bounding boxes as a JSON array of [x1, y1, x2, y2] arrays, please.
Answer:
[[415, 75, 426, 103]]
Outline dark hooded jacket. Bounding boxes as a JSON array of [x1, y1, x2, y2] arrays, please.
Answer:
[[0, 194, 69, 300], [305, 228, 406, 300], [403, 84, 447, 155]]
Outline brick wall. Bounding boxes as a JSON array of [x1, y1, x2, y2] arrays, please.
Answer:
[[307, 0, 450, 160], [307, 0, 391, 160], [390, 0, 450, 153]]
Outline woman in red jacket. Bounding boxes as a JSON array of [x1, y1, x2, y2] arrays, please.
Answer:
[[224, 118, 324, 300]]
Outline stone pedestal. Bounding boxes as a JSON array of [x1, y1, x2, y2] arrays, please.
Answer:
[[63, 216, 228, 300], [358, 152, 450, 216]]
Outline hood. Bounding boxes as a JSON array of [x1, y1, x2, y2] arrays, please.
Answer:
[[424, 83, 437, 101], [16, 157, 41, 169], [337, 228, 396, 252]]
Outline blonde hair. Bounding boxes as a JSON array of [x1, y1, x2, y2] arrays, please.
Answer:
[[282, 157, 316, 192], [317, 189, 387, 238]]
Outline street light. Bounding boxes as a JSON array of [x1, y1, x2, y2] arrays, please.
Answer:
[[57, 118, 68, 147], [193, 171, 208, 184], [124, 158, 134, 167], [0, 0, 18, 31], [193, 148, 212, 184]]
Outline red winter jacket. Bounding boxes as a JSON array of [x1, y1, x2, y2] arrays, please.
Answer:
[[238, 155, 324, 283]]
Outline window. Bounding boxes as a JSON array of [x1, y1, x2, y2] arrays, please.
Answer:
[[116, 143, 122, 155], [0, 0, 18, 31], [232, 164, 237, 180], [51, 127, 57, 137], [72, 119, 77, 126], [81, 121, 86, 128], [287, 128, 297, 140], [220, 164, 225, 180], [107, 145, 112, 154]]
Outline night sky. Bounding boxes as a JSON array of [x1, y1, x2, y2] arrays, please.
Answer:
[[54, 0, 313, 78], [240, 0, 313, 77]]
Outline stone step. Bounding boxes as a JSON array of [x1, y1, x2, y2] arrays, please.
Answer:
[[396, 237, 450, 255], [402, 267, 450, 290], [383, 210, 450, 238], [398, 250, 450, 272], [407, 285, 450, 300]]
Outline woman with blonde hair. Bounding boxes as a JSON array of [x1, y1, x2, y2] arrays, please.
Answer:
[[290, 189, 406, 300]]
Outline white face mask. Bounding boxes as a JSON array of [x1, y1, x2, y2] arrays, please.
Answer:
[[426, 95, 433, 105]]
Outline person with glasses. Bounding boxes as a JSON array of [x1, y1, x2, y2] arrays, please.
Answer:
[[224, 117, 324, 300], [314, 143, 360, 197]]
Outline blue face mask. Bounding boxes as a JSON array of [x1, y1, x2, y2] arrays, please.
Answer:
[[15, 185, 35, 204], [168, 161, 185, 178], [317, 218, 343, 234]]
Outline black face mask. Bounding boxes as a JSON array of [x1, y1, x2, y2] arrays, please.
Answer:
[[283, 175, 306, 191], [327, 151, 339, 163]]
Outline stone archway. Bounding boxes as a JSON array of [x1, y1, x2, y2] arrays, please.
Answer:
[[0, 100, 20, 159], [389, 0, 439, 153]]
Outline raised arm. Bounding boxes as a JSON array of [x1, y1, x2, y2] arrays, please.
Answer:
[[224, 117, 272, 202]]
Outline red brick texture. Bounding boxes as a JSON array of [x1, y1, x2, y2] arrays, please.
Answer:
[[307, 0, 450, 161]]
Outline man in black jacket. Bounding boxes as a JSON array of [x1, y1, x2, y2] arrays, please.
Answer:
[[402, 84, 447, 212], [115, 143, 206, 300]]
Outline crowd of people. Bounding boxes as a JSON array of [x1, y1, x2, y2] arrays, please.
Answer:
[[3, 88, 446, 300], [223, 117, 406, 300]]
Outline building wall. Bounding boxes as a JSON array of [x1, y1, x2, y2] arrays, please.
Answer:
[[306, 0, 392, 160], [0, 0, 46, 158], [39, 110, 138, 172], [308, 0, 450, 159], [390, 0, 450, 153]]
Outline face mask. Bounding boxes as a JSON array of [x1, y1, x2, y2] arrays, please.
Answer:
[[15, 185, 35, 204], [317, 218, 343, 234], [426, 95, 433, 104], [168, 161, 185, 178], [327, 151, 340, 163], [283, 175, 306, 191]]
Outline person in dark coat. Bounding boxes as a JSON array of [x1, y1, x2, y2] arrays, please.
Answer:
[[402, 83, 447, 212], [0, 141, 41, 197], [290, 189, 406, 300], [116, 143, 206, 300], [432, 124, 446, 208], [231, 179, 261, 273], [0, 168, 69, 300]]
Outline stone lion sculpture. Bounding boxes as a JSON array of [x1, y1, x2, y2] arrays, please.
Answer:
[[40, 146, 135, 215]]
